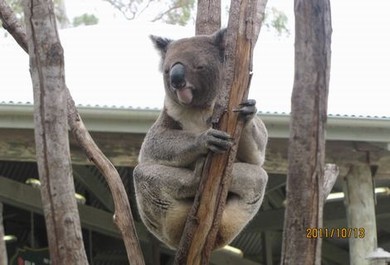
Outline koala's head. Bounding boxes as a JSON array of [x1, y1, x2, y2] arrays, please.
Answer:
[[151, 29, 226, 108]]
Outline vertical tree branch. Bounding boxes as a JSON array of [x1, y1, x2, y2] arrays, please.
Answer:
[[0, 1, 145, 264], [280, 0, 332, 264], [195, 0, 221, 35], [23, 1, 89, 264], [175, 0, 267, 264]]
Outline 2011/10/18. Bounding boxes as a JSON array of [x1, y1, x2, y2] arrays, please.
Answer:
[[306, 227, 365, 239]]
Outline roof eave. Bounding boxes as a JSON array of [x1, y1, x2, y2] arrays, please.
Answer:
[[0, 103, 389, 142]]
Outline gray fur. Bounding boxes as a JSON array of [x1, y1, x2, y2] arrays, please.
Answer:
[[133, 29, 268, 249]]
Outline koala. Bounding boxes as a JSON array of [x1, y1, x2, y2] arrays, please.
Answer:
[[133, 29, 268, 250]]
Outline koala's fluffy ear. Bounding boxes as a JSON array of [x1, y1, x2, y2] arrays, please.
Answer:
[[150, 35, 173, 56], [212, 28, 227, 62]]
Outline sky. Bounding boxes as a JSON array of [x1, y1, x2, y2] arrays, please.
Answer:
[[1, 0, 390, 117]]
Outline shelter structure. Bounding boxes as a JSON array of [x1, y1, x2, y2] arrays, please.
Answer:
[[1, 102, 389, 264]]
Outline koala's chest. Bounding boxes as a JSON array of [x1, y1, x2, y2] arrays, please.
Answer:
[[167, 107, 212, 133], [179, 114, 210, 133]]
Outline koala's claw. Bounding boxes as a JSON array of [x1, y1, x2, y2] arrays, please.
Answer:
[[233, 99, 257, 121], [240, 99, 256, 107], [201, 129, 233, 153]]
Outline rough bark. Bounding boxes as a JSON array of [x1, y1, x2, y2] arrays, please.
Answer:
[[195, 0, 221, 35], [23, 1, 89, 264], [0, 1, 145, 264], [0, 203, 7, 265], [280, 0, 332, 264], [174, 1, 267, 264]]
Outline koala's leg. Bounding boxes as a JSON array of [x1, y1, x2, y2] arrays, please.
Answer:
[[133, 163, 200, 248], [216, 162, 268, 248]]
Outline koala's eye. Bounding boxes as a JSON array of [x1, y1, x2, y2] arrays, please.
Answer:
[[196, 65, 205, 71]]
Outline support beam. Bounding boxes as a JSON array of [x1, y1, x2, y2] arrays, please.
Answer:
[[0, 202, 7, 265], [265, 174, 286, 194], [246, 196, 390, 231], [73, 165, 114, 212], [343, 164, 378, 265], [262, 232, 273, 265], [0, 176, 124, 238], [1, 128, 390, 179]]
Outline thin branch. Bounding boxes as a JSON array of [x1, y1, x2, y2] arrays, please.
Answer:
[[323, 163, 339, 201], [150, 3, 181, 23], [0, 1, 145, 264], [66, 91, 145, 265], [101, 0, 137, 20], [0, 0, 28, 53]]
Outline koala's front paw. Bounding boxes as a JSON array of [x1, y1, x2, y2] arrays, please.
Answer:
[[234, 99, 257, 122], [199, 129, 234, 153]]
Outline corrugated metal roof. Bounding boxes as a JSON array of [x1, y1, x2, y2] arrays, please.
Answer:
[[1, 101, 389, 119]]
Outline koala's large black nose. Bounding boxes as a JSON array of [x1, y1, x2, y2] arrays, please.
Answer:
[[170, 63, 186, 89]]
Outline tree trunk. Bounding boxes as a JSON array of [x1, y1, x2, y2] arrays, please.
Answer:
[[280, 0, 332, 264], [195, 0, 221, 35], [0, 203, 7, 265], [23, 1, 89, 264], [343, 164, 377, 265], [174, 1, 267, 264]]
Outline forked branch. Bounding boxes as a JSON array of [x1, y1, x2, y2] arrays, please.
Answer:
[[0, 1, 145, 264]]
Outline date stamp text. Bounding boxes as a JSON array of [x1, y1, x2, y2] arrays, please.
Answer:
[[306, 227, 365, 239]]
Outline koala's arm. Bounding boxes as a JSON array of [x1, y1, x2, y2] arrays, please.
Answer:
[[139, 111, 232, 167], [236, 116, 268, 166]]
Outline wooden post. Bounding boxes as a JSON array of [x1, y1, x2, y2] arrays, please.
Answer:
[[0, 203, 7, 265], [343, 164, 377, 265]]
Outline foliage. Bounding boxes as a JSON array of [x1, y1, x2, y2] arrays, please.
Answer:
[[103, 0, 195, 26], [105, 0, 289, 34], [152, 0, 195, 26], [1, 0, 290, 36], [101, 0, 143, 20], [73, 14, 99, 27], [3, 0, 70, 28], [264, 7, 290, 36]]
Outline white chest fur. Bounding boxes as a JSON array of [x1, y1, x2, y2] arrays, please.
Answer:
[[165, 97, 213, 133]]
